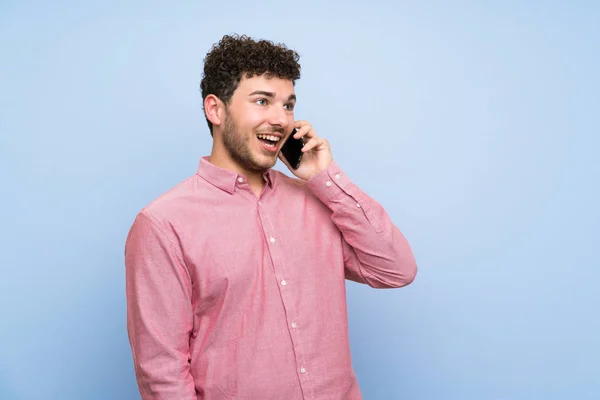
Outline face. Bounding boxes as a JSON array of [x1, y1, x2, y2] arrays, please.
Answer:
[[219, 74, 296, 172]]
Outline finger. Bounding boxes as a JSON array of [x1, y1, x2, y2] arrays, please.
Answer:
[[301, 137, 326, 152], [293, 121, 315, 137], [294, 120, 309, 129], [293, 124, 313, 140]]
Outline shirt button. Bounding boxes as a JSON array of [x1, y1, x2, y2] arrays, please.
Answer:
[[300, 367, 306, 374], [237, 177, 244, 183], [325, 180, 332, 187], [335, 173, 341, 179], [281, 280, 287, 286], [270, 237, 275, 243], [356, 203, 361, 208]]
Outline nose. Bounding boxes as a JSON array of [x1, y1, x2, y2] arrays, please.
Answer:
[[267, 106, 289, 132]]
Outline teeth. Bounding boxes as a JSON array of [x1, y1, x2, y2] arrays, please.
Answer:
[[257, 134, 281, 142]]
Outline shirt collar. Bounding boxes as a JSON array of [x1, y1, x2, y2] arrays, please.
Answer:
[[196, 156, 275, 194]]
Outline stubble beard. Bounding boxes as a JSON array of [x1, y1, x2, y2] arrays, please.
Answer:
[[222, 111, 278, 173]]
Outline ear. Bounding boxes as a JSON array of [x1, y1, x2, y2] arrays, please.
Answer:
[[204, 94, 225, 128]]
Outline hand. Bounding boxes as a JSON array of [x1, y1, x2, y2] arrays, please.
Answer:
[[278, 120, 333, 181]]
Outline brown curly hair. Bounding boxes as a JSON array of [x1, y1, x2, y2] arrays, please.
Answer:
[[200, 34, 301, 136]]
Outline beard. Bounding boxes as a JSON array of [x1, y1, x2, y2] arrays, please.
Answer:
[[221, 111, 279, 172]]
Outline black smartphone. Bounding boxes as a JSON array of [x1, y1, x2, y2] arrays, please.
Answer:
[[280, 128, 304, 169]]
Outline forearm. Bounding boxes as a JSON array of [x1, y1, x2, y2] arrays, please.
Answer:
[[307, 161, 417, 288]]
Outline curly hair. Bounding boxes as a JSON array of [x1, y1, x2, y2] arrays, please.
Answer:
[[200, 34, 301, 135]]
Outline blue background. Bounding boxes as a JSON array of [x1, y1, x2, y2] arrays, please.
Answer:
[[1, 1, 598, 399]]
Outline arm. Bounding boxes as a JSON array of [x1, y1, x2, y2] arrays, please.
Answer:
[[124, 212, 196, 399], [280, 120, 417, 288], [307, 161, 417, 288]]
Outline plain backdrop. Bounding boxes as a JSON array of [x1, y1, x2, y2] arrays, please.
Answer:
[[1, 1, 599, 399]]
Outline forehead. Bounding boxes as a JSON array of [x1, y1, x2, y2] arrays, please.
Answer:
[[235, 74, 295, 96]]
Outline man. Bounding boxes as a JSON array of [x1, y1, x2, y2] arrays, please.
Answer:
[[125, 34, 417, 400]]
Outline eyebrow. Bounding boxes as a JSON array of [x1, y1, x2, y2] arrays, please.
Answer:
[[248, 90, 296, 102]]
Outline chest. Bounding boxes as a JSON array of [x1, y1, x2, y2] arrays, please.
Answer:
[[180, 192, 344, 308]]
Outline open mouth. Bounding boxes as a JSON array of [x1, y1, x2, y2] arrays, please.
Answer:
[[256, 133, 281, 151]]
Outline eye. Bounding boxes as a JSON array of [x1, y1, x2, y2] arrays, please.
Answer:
[[284, 103, 295, 111], [255, 98, 268, 106]]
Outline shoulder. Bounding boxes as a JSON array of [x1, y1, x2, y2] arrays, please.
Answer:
[[270, 169, 329, 213], [131, 174, 206, 231], [271, 168, 309, 191]]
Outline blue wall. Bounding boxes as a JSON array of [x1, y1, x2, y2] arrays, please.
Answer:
[[1, 1, 598, 399]]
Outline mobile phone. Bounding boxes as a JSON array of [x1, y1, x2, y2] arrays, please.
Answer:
[[280, 128, 304, 169]]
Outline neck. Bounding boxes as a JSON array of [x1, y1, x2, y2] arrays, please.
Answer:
[[208, 140, 266, 196]]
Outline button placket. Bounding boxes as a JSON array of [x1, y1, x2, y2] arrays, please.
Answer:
[[257, 200, 309, 391]]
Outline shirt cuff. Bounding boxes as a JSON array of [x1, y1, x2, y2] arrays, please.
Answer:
[[307, 161, 354, 204]]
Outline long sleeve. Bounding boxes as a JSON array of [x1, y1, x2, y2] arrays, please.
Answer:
[[307, 161, 417, 288], [124, 212, 197, 399]]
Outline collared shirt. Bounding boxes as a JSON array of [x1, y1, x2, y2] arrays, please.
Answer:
[[125, 156, 417, 400]]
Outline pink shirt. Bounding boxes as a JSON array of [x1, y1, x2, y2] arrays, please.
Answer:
[[125, 156, 417, 400]]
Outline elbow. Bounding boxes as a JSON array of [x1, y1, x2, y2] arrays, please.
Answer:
[[390, 236, 418, 288], [366, 258, 417, 289], [402, 259, 418, 286], [389, 258, 417, 288], [382, 244, 418, 288]]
